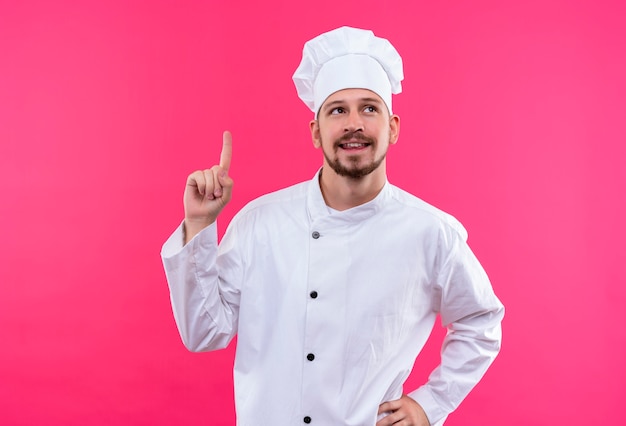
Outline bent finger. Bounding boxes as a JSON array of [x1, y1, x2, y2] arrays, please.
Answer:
[[187, 171, 205, 195], [211, 166, 223, 198], [202, 169, 215, 199], [378, 400, 400, 414], [378, 407, 408, 426]]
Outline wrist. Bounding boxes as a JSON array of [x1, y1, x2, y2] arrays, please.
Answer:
[[183, 217, 214, 244]]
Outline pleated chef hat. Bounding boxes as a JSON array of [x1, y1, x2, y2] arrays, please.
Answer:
[[293, 26, 404, 117]]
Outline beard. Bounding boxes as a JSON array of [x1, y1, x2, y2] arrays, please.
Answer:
[[322, 131, 388, 179]]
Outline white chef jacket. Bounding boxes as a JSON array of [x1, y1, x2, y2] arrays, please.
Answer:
[[161, 170, 504, 426]]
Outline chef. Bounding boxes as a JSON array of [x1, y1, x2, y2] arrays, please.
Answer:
[[162, 26, 504, 426]]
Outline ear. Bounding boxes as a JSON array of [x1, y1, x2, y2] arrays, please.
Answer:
[[310, 119, 321, 149], [388, 114, 400, 145]]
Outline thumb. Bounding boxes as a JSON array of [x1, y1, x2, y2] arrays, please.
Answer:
[[217, 169, 234, 201]]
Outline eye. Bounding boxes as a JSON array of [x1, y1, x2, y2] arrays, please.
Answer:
[[330, 107, 345, 115], [364, 105, 378, 113]]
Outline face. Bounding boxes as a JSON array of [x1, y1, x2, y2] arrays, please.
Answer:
[[310, 88, 400, 180]]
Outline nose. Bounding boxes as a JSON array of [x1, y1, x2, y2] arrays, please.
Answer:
[[344, 109, 364, 133]]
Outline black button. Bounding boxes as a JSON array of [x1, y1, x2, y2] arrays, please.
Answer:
[[307, 353, 315, 361], [310, 291, 318, 299], [311, 231, 320, 239], [303, 416, 312, 424]]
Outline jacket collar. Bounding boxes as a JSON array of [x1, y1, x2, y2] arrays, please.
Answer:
[[306, 168, 391, 224]]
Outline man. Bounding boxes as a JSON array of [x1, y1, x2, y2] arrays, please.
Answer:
[[162, 26, 504, 426]]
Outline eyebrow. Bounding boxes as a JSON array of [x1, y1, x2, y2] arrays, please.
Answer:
[[322, 97, 384, 112]]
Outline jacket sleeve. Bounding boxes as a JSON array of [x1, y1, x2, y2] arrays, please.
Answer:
[[409, 226, 505, 425], [160, 221, 243, 352]]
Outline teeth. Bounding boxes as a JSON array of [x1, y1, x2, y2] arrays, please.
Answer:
[[343, 143, 365, 148]]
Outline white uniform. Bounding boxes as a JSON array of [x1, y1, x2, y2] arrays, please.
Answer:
[[161, 170, 504, 426]]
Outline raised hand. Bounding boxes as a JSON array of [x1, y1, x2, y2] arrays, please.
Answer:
[[183, 131, 234, 243]]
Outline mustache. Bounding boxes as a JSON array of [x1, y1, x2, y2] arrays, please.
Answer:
[[335, 131, 376, 146]]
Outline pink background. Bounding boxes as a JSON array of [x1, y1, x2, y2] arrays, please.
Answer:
[[1, 0, 625, 424]]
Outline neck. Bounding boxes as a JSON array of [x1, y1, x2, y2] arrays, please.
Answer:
[[318, 165, 387, 211]]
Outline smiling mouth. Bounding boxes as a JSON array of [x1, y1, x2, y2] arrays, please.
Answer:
[[338, 142, 371, 149], [336, 131, 375, 150]]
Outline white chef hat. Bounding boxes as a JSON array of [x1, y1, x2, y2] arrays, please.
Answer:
[[293, 26, 404, 117]]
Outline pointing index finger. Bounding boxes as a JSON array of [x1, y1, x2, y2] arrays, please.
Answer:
[[220, 130, 232, 171]]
